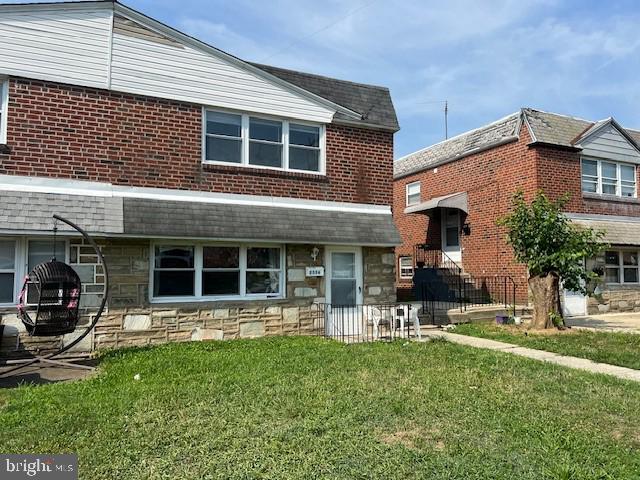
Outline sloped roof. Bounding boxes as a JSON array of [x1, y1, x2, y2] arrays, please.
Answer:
[[251, 63, 399, 132], [394, 112, 520, 178], [395, 108, 640, 178]]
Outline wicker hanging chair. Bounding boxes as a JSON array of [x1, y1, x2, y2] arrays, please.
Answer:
[[17, 260, 82, 337]]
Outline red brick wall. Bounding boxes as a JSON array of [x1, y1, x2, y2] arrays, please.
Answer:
[[535, 145, 640, 217], [393, 127, 539, 301], [0, 78, 393, 205]]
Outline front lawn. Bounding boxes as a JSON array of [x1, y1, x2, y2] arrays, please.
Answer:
[[453, 322, 640, 370], [1, 337, 640, 479]]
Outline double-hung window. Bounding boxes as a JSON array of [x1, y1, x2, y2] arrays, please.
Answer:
[[605, 250, 640, 284], [203, 109, 325, 174], [406, 181, 421, 206], [398, 256, 414, 280], [0, 239, 16, 304], [581, 158, 636, 198], [0, 78, 8, 144], [152, 244, 283, 301]]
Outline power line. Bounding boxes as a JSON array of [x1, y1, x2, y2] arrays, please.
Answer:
[[260, 0, 380, 62]]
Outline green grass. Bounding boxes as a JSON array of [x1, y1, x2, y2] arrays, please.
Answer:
[[453, 322, 640, 370], [1, 337, 640, 479]]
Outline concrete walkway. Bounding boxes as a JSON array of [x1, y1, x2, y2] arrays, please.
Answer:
[[422, 330, 640, 383], [566, 312, 640, 333]]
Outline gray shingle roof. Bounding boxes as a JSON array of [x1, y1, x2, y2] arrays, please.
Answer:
[[395, 108, 640, 178], [394, 112, 520, 178], [570, 215, 640, 245], [123, 198, 401, 246], [0, 192, 123, 234], [251, 63, 399, 132]]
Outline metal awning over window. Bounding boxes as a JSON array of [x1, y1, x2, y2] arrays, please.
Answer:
[[404, 192, 468, 215]]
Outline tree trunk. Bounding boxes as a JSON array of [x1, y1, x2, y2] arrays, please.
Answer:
[[528, 273, 561, 329]]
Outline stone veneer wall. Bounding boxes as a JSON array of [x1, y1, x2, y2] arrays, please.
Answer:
[[587, 286, 640, 314], [0, 240, 396, 355]]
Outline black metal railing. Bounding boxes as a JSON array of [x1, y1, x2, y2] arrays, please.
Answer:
[[312, 303, 420, 342], [413, 245, 518, 318], [462, 275, 517, 309]]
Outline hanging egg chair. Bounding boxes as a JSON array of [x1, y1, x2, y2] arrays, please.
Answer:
[[0, 214, 109, 378], [17, 260, 82, 336]]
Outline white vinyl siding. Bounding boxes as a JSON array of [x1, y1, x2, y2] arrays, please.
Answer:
[[605, 250, 640, 284], [0, 78, 8, 144], [150, 243, 285, 303], [581, 158, 636, 198], [406, 181, 421, 206], [0, 4, 112, 89], [110, 15, 335, 123], [203, 109, 325, 174]]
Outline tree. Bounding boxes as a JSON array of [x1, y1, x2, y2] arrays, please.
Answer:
[[498, 191, 606, 329]]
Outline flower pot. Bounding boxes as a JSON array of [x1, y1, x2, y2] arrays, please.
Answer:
[[495, 315, 509, 325], [513, 316, 522, 325]]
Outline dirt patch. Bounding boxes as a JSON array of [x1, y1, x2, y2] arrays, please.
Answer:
[[378, 425, 445, 451], [497, 325, 579, 336]]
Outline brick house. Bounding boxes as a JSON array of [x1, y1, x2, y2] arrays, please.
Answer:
[[0, 0, 400, 354], [394, 108, 640, 316]]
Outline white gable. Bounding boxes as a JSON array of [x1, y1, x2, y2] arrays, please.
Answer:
[[0, 3, 113, 89], [0, 2, 340, 123], [577, 121, 640, 164]]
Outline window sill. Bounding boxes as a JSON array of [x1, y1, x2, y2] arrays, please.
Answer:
[[0, 144, 10, 154], [150, 295, 285, 305], [583, 192, 640, 204], [202, 162, 328, 182]]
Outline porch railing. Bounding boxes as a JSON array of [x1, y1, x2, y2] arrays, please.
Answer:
[[312, 303, 421, 342]]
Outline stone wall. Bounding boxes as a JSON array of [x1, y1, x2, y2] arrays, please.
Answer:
[[587, 286, 640, 314], [0, 241, 396, 355]]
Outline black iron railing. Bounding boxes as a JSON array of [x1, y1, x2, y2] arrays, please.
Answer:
[[313, 303, 420, 342], [413, 245, 517, 318]]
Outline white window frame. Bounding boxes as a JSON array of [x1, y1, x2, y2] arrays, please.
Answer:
[[202, 107, 326, 175], [406, 181, 421, 206], [0, 77, 8, 144], [150, 241, 286, 303], [0, 237, 70, 307], [604, 249, 640, 285], [398, 256, 414, 280], [581, 157, 637, 198]]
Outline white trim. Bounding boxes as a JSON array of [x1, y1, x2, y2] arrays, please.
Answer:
[[149, 241, 285, 303], [0, 236, 69, 308], [202, 107, 326, 175], [106, 7, 114, 89], [405, 181, 421, 207], [0, 174, 391, 215], [581, 156, 637, 199], [398, 256, 413, 280], [0, 77, 8, 144]]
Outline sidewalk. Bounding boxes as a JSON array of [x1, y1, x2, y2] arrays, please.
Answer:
[[421, 331, 640, 383]]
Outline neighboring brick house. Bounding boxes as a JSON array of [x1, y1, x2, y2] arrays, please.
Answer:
[[0, 1, 400, 354], [394, 108, 640, 316]]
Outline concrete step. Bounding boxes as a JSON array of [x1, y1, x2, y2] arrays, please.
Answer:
[[418, 305, 532, 325]]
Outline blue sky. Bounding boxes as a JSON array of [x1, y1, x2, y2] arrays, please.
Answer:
[[7, 0, 640, 158]]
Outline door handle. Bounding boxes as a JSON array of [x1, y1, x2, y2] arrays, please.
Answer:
[[358, 286, 362, 293]]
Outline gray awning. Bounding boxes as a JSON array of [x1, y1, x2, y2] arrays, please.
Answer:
[[404, 192, 468, 215], [570, 216, 640, 245], [124, 198, 401, 246]]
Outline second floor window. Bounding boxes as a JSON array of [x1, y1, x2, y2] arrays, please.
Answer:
[[204, 108, 324, 174], [581, 157, 636, 198], [0, 78, 8, 144], [406, 181, 421, 206]]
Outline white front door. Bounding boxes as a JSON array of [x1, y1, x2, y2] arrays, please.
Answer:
[[326, 247, 363, 336], [442, 208, 462, 264]]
